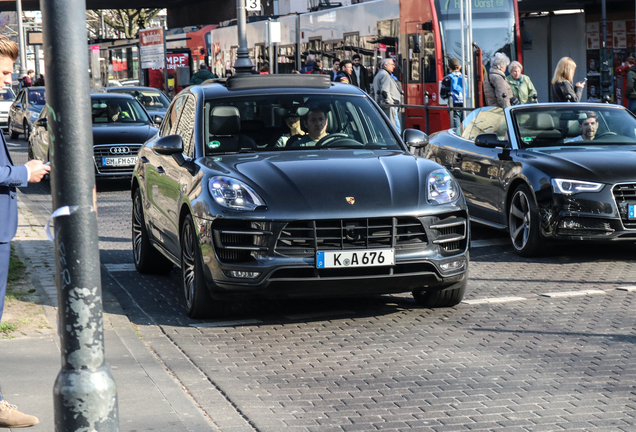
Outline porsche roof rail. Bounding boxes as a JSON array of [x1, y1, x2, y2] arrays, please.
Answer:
[[225, 74, 332, 90]]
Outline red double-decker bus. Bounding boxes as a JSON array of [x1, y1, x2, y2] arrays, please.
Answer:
[[210, 0, 522, 133]]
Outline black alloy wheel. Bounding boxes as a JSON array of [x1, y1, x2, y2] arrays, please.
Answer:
[[508, 184, 546, 256], [132, 188, 172, 274], [181, 214, 221, 319]]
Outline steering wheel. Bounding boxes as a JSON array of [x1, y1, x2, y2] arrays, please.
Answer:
[[594, 131, 617, 139], [316, 133, 364, 148]]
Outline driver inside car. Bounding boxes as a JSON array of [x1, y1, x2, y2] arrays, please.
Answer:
[[289, 106, 328, 147], [567, 111, 598, 142]]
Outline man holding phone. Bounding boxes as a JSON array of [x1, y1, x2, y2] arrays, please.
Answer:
[[0, 34, 49, 428]]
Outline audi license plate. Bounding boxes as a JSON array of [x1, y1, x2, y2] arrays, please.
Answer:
[[316, 249, 395, 269], [630, 204, 636, 219], [102, 156, 137, 167]]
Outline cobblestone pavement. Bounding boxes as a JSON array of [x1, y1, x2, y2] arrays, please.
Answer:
[[13, 137, 636, 431]]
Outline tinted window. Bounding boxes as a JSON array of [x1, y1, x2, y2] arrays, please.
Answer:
[[203, 94, 400, 155], [112, 89, 170, 110], [28, 90, 45, 105], [174, 95, 196, 158], [91, 98, 150, 124], [0, 88, 15, 101], [161, 95, 187, 136]]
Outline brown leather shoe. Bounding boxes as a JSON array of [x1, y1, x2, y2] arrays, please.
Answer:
[[0, 400, 39, 428]]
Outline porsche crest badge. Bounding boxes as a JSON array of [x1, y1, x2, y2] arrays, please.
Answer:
[[346, 197, 355, 205]]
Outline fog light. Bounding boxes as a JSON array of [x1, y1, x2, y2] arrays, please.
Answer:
[[440, 259, 465, 272], [559, 219, 582, 229], [225, 270, 260, 279]]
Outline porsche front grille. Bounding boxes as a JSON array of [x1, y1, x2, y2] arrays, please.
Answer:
[[275, 217, 427, 258], [426, 213, 468, 256], [212, 220, 273, 263]]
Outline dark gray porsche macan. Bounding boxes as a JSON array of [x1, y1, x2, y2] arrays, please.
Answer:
[[132, 75, 469, 318]]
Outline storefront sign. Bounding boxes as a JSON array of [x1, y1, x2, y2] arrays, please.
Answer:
[[140, 27, 165, 69]]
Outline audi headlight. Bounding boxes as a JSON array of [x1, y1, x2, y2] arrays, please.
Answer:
[[427, 168, 460, 205], [551, 178, 603, 195], [209, 176, 265, 211]]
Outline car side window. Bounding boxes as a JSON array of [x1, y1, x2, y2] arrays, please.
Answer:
[[461, 107, 507, 141], [174, 95, 196, 158], [160, 95, 186, 137]]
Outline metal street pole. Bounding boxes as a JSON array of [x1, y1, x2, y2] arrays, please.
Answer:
[[15, 0, 26, 74], [234, 0, 254, 74], [40, 0, 119, 430]]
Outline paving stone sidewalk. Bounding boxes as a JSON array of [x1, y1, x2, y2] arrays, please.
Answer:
[[0, 190, 217, 431]]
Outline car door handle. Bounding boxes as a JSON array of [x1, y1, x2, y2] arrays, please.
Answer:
[[156, 166, 165, 174], [140, 156, 149, 163]]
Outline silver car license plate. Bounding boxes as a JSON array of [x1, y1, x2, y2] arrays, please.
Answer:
[[316, 249, 395, 269], [102, 156, 137, 167]]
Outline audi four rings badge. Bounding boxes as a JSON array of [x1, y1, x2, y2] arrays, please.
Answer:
[[110, 146, 130, 154]]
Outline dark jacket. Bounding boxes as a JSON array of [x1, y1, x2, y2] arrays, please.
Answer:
[[626, 65, 636, 99], [190, 69, 217, 85], [351, 64, 370, 93], [484, 68, 513, 108], [335, 71, 352, 84], [551, 80, 583, 102]]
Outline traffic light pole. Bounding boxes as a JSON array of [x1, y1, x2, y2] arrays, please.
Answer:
[[40, 0, 119, 430]]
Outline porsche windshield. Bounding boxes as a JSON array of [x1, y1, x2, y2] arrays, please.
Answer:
[[512, 106, 636, 149], [203, 94, 400, 154]]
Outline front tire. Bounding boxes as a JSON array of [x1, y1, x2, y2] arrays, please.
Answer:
[[132, 188, 173, 274], [8, 121, 17, 139], [413, 277, 467, 308], [508, 184, 546, 257], [181, 214, 223, 319]]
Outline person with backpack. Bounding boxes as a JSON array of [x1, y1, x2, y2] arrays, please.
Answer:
[[441, 58, 464, 131]]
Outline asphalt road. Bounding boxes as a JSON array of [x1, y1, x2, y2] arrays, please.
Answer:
[[12, 135, 636, 431]]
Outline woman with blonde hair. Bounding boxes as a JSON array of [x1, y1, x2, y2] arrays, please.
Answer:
[[551, 57, 585, 102]]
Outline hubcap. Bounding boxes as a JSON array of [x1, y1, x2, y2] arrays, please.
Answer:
[[509, 191, 531, 250], [132, 194, 143, 264], [181, 222, 196, 309]]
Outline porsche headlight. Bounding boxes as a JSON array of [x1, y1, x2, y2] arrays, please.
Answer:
[[551, 178, 603, 195], [427, 168, 460, 205], [209, 176, 265, 211]]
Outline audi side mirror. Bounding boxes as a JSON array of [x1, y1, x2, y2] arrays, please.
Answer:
[[35, 117, 47, 130], [475, 133, 508, 148]]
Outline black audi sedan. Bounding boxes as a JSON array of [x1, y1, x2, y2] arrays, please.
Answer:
[[29, 93, 158, 179], [132, 74, 469, 318], [424, 103, 636, 256]]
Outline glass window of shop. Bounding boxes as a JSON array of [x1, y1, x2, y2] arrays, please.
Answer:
[[108, 47, 139, 81]]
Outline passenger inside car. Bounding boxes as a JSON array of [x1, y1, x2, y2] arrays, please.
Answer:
[[275, 108, 307, 147]]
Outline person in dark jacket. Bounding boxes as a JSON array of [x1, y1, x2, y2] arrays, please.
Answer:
[[190, 63, 217, 85], [300, 54, 315, 74], [625, 57, 636, 113], [551, 57, 585, 102], [484, 52, 514, 108], [329, 58, 340, 81], [311, 59, 325, 74], [351, 54, 370, 93], [335, 59, 353, 84]]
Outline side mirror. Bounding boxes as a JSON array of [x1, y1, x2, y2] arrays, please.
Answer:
[[475, 133, 507, 148], [35, 117, 47, 130], [153, 115, 163, 126], [154, 134, 183, 155], [403, 128, 429, 148]]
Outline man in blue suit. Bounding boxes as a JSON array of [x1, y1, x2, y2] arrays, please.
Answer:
[[0, 34, 50, 428]]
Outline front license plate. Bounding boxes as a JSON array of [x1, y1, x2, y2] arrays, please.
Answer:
[[102, 156, 137, 167], [630, 204, 636, 219], [316, 249, 395, 269]]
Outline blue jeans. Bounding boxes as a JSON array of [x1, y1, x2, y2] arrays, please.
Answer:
[[0, 242, 9, 325], [629, 98, 636, 114]]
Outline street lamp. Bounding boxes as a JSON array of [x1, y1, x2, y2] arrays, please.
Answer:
[[16, 0, 27, 74]]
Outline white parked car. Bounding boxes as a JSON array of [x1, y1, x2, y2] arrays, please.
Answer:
[[0, 87, 16, 132]]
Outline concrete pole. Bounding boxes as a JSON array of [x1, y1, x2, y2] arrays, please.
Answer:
[[40, 0, 119, 429], [234, 0, 254, 74], [16, 0, 27, 74]]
